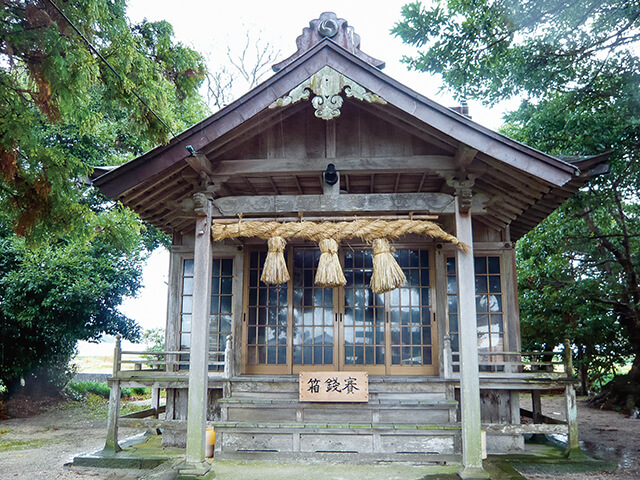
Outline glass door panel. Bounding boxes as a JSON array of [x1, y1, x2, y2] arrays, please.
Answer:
[[245, 250, 289, 373], [342, 250, 386, 373], [243, 246, 437, 375], [387, 249, 436, 374], [292, 250, 336, 371]]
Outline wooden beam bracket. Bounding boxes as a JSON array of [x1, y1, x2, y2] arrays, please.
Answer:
[[446, 175, 476, 213]]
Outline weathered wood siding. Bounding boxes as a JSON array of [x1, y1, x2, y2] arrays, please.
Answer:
[[216, 102, 451, 163]]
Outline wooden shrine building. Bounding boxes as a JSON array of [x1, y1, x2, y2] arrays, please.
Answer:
[[93, 13, 608, 479]]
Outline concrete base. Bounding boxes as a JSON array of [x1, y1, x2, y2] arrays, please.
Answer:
[[487, 434, 525, 453], [563, 447, 589, 460], [457, 465, 491, 479], [72, 432, 618, 480], [163, 429, 186, 448], [176, 460, 212, 477], [73, 433, 184, 470]]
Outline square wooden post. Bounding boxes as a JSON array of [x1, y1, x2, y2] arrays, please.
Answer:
[[565, 384, 580, 455], [455, 197, 489, 479], [563, 339, 581, 457], [104, 380, 122, 452], [185, 193, 213, 469], [151, 387, 160, 417], [104, 334, 122, 452]]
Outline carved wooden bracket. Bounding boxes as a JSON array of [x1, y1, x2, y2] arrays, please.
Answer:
[[209, 176, 230, 195], [269, 66, 387, 120], [446, 175, 476, 213], [193, 191, 213, 217]]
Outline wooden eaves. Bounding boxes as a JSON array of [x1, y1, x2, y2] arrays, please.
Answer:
[[91, 38, 607, 241]]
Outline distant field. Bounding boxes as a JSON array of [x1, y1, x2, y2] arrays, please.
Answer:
[[71, 356, 113, 373], [73, 338, 147, 373]]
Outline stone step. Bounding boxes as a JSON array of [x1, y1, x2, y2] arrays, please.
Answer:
[[211, 421, 460, 430], [208, 450, 459, 465], [219, 398, 456, 406], [219, 398, 457, 424], [228, 392, 450, 402], [229, 375, 448, 397], [209, 422, 461, 459]]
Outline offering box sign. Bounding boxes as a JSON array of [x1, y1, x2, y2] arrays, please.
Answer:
[[299, 372, 368, 402]]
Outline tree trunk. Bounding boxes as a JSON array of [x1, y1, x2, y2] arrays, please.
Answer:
[[577, 345, 589, 396]]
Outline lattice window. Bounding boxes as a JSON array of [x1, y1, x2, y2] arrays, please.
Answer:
[[179, 258, 233, 371], [246, 251, 288, 365], [292, 250, 334, 365], [446, 255, 505, 364]]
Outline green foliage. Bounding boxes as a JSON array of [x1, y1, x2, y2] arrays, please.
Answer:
[[0, 209, 145, 391], [142, 327, 165, 367], [1, 0, 208, 238], [516, 206, 634, 390], [393, 0, 640, 103], [0, 1, 208, 395], [504, 66, 640, 392], [395, 0, 640, 396], [65, 381, 111, 400], [65, 381, 149, 401], [82, 392, 147, 418], [126, 386, 149, 398], [142, 328, 166, 353]]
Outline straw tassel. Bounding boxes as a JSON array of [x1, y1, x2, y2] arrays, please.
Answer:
[[261, 236, 290, 284], [314, 238, 346, 288], [370, 238, 406, 294]]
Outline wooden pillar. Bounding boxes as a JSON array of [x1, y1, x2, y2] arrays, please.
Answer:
[[531, 391, 542, 423], [563, 339, 581, 457], [151, 387, 160, 418], [565, 384, 580, 455], [104, 380, 122, 452], [185, 193, 213, 467], [455, 196, 489, 479], [529, 390, 544, 443], [105, 335, 122, 452]]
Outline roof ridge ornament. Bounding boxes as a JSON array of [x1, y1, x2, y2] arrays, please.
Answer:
[[269, 65, 387, 120], [272, 12, 385, 72]]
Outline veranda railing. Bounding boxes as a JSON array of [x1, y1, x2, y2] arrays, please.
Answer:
[[443, 335, 573, 380], [111, 334, 234, 379]]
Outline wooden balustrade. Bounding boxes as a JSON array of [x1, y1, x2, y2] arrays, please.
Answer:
[[442, 335, 573, 381], [105, 335, 234, 451], [111, 334, 233, 380]]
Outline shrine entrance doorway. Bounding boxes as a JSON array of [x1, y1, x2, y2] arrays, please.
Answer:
[[243, 246, 438, 375]]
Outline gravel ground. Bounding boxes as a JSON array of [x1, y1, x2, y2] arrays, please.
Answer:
[[518, 395, 640, 480], [0, 400, 139, 480], [0, 395, 638, 479]]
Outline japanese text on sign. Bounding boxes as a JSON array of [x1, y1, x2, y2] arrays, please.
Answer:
[[299, 372, 368, 402]]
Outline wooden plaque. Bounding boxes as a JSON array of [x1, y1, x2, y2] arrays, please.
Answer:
[[299, 372, 369, 402]]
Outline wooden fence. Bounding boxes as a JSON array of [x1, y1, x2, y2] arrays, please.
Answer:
[[111, 334, 233, 380], [443, 335, 573, 380]]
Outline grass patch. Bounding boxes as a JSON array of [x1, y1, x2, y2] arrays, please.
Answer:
[[66, 381, 150, 401], [71, 355, 113, 373], [0, 438, 51, 452], [63, 382, 152, 419], [83, 393, 149, 418], [66, 381, 110, 400]]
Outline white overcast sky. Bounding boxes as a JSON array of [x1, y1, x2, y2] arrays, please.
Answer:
[[113, 0, 518, 338]]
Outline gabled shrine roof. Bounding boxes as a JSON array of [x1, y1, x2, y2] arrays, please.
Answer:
[[92, 13, 607, 241]]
